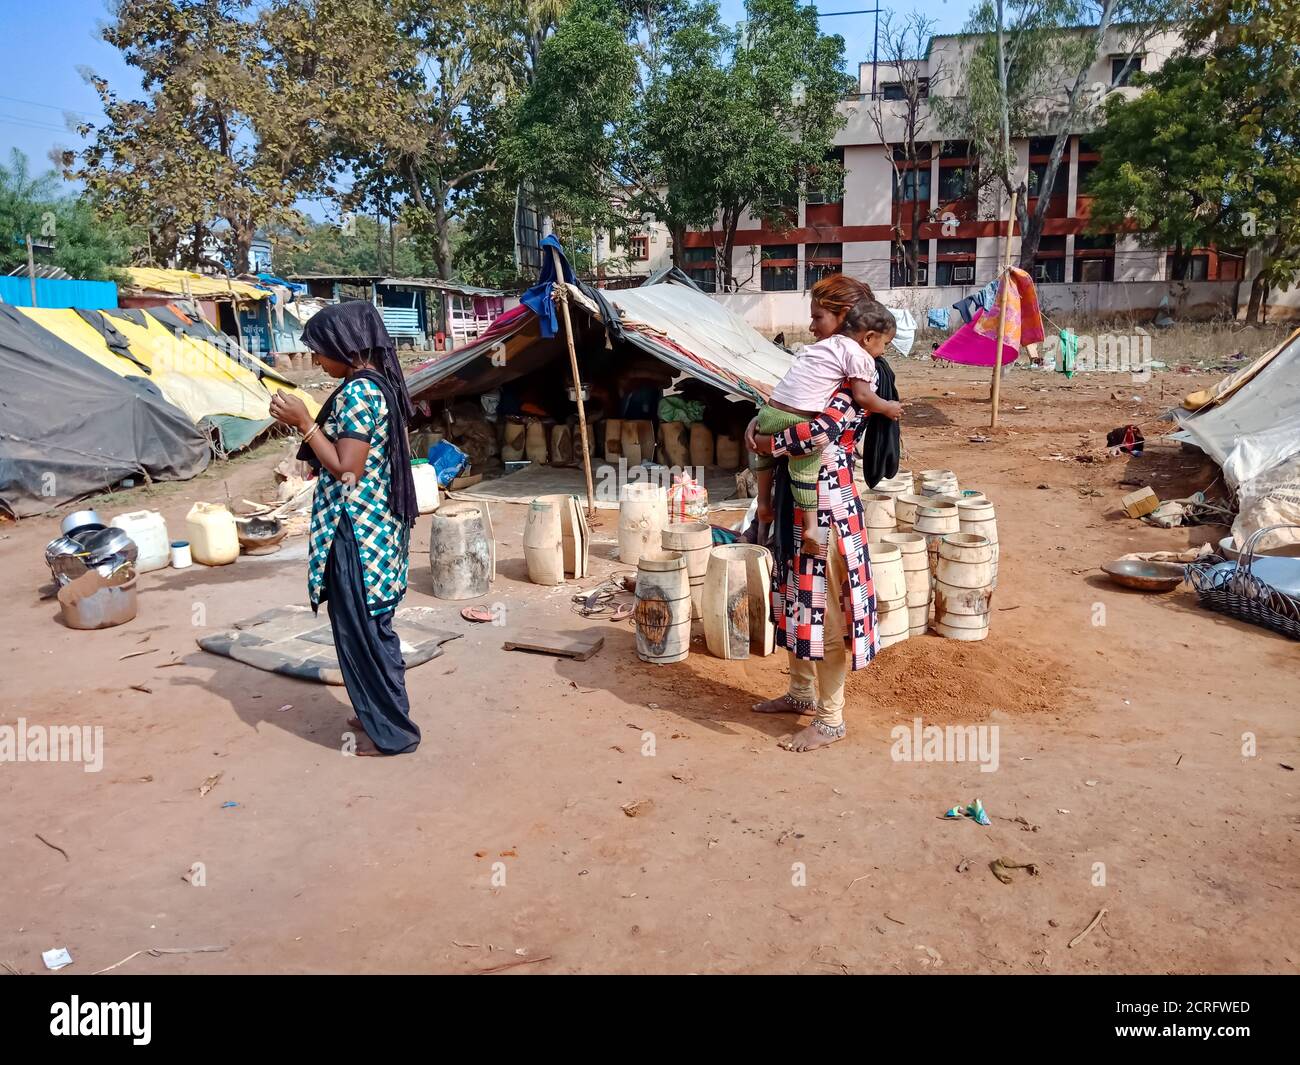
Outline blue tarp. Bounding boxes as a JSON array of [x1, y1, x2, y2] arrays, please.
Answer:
[[0, 275, 118, 309], [520, 235, 578, 338]]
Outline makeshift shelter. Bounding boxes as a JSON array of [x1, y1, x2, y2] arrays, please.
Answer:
[[0, 306, 209, 517], [406, 242, 793, 508], [289, 274, 508, 348], [1175, 328, 1300, 550], [16, 306, 318, 455], [119, 267, 272, 350]]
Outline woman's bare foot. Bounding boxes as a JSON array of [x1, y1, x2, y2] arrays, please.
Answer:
[[780, 723, 846, 752], [752, 695, 815, 715], [345, 717, 382, 755]]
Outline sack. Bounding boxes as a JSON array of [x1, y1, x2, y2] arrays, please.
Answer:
[[668, 473, 708, 523]]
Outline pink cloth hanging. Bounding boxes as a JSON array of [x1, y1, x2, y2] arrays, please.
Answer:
[[932, 308, 1018, 367], [974, 266, 1045, 349]]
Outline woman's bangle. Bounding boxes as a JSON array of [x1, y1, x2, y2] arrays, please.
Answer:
[[302, 423, 320, 444]]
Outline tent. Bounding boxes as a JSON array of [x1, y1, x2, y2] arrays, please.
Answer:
[[0, 306, 210, 517], [1174, 328, 1300, 550], [17, 306, 319, 454], [407, 267, 792, 407]]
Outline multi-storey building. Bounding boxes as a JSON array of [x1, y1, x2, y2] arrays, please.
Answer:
[[676, 25, 1246, 297]]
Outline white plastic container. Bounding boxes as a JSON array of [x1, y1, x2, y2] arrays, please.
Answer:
[[170, 540, 192, 569], [110, 509, 170, 572], [411, 460, 440, 514], [185, 503, 239, 566]]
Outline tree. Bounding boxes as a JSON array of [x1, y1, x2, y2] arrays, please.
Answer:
[[678, 0, 853, 289], [934, 0, 1179, 270], [0, 149, 134, 280], [275, 216, 425, 276], [1084, 56, 1253, 281], [864, 10, 949, 287], [70, 0, 420, 270], [1184, 0, 1300, 321], [504, 0, 721, 272]]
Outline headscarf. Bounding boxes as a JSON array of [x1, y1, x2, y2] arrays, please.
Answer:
[[299, 301, 419, 527]]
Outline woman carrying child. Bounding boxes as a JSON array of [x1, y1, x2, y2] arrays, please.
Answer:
[[745, 279, 902, 752]]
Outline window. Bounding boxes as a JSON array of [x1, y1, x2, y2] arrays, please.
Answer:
[[1074, 232, 1115, 251], [937, 238, 976, 256], [1111, 54, 1143, 87], [1028, 136, 1059, 156], [891, 258, 928, 287], [688, 268, 718, 291], [1028, 162, 1068, 198], [1037, 235, 1067, 252], [804, 243, 843, 289], [881, 82, 906, 100], [938, 164, 975, 201], [761, 244, 798, 292], [940, 140, 970, 159], [682, 246, 715, 265], [1033, 259, 1065, 283], [1166, 254, 1209, 281], [1076, 160, 1099, 193], [629, 236, 649, 261], [806, 148, 845, 205], [1074, 256, 1114, 282], [893, 168, 931, 204]]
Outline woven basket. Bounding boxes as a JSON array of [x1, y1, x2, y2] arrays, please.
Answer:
[[1187, 524, 1300, 640]]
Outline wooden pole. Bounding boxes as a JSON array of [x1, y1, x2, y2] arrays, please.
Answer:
[[989, 188, 1019, 428], [25, 234, 37, 307], [549, 246, 597, 519]]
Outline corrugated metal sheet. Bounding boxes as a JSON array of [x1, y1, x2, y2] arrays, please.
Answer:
[[0, 275, 118, 309]]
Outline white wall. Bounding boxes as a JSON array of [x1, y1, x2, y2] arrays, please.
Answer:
[[711, 280, 1281, 335]]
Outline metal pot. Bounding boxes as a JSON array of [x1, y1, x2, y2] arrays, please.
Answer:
[[76, 526, 138, 566], [61, 509, 105, 536]]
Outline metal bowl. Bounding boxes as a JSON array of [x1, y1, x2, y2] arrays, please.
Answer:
[[1217, 535, 1300, 562], [1101, 559, 1186, 592], [61, 509, 104, 536]]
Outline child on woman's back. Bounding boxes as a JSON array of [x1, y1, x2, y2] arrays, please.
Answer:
[[752, 298, 902, 548]]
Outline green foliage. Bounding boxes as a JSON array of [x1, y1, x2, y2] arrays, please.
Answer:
[[0, 149, 134, 280], [274, 216, 426, 277], [71, 0, 421, 269], [1085, 57, 1252, 273]]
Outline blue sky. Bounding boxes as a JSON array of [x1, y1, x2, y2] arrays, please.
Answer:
[[0, 0, 974, 190]]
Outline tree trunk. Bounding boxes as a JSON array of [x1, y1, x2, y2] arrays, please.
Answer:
[[720, 207, 741, 292], [670, 223, 686, 269], [1170, 238, 1188, 281], [435, 185, 452, 281], [1246, 268, 1267, 324]]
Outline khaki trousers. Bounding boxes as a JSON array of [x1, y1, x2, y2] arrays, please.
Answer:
[[785, 527, 849, 728]]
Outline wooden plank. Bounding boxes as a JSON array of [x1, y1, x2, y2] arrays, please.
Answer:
[[503, 629, 604, 661]]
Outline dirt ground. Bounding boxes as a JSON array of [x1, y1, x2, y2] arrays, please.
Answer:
[[2, 357, 1297, 976]]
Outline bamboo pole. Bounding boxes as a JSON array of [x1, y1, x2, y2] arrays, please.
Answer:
[[25, 234, 37, 306], [989, 188, 1019, 428], [549, 246, 597, 519]]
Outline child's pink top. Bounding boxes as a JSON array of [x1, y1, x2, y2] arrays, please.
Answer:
[[770, 334, 877, 411]]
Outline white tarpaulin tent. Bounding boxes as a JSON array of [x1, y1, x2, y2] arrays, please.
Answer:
[[1175, 328, 1300, 549]]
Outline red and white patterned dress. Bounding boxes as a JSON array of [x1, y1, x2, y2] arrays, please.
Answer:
[[769, 387, 878, 671]]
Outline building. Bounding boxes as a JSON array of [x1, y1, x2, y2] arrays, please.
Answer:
[[680, 25, 1245, 297]]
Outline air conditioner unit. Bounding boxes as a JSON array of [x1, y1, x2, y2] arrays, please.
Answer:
[[914, 266, 928, 284], [1033, 263, 1051, 282], [952, 265, 975, 283]]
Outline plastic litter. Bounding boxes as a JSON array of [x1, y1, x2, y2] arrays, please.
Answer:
[[944, 798, 991, 827]]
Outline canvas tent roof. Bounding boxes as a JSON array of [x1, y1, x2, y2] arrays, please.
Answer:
[[16, 306, 319, 455], [1174, 329, 1300, 488], [407, 278, 791, 406], [0, 306, 209, 517], [122, 267, 269, 302]]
